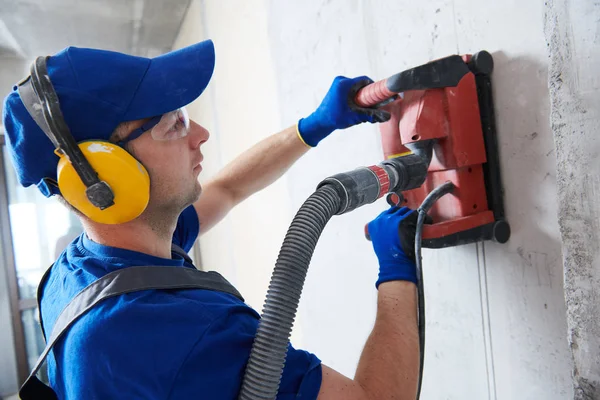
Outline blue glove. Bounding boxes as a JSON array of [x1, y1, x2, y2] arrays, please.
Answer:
[[297, 76, 391, 147], [368, 206, 419, 288]]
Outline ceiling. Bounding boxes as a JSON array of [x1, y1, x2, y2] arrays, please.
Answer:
[[0, 0, 191, 58], [0, 0, 191, 104]]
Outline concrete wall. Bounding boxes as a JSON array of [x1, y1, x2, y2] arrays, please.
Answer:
[[171, 0, 301, 343], [176, 1, 574, 398], [545, 1, 600, 398]]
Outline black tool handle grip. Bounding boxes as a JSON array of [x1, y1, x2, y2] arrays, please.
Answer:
[[354, 55, 471, 108]]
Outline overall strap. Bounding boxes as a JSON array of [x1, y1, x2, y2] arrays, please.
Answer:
[[36, 243, 200, 338], [22, 252, 243, 399], [36, 260, 54, 340], [171, 242, 194, 265]]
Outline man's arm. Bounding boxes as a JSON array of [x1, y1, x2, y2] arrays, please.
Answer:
[[194, 125, 308, 233], [318, 281, 419, 400], [194, 75, 390, 234], [317, 207, 422, 399]]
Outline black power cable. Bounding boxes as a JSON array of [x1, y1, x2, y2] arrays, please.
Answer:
[[414, 181, 455, 399]]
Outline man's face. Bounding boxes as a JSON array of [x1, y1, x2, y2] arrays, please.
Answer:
[[121, 118, 209, 214]]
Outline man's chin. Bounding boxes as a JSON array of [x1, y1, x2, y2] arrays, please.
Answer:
[[167, 184, 201, 212], [186, 182, 202, 206], [194, 181, 202, 200]]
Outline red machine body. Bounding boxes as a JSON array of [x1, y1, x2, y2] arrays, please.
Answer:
[[382, 55, 493, 240], [357, 52, 509, 247]]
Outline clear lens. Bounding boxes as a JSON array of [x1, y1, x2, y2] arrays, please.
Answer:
[[150, 107, 190, 141]]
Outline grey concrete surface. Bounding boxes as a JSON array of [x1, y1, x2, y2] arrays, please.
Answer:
[[180, 0, 573, 398], [545, 0, 600, 398], [264, 0, 573, 397]]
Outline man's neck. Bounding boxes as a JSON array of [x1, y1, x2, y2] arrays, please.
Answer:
[[83, 211, 178, 259]]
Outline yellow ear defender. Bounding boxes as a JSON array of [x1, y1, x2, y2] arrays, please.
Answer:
[[56, 142, 150, 224], [18, 56, 150, 224]]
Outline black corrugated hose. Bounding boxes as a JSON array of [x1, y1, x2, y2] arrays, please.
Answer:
[[238, 184, 341, 400]]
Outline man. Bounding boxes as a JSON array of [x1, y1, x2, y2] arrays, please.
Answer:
[[3, 40, 419, 399]]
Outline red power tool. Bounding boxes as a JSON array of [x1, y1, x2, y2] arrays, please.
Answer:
[[358, 51, 510, 247]]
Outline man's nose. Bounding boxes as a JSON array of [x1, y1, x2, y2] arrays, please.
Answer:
[[189, 120, 210, 148]]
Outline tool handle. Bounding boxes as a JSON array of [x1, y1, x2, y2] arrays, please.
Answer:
[[354, 78, 397, 108], [355, 55, 472, 108]]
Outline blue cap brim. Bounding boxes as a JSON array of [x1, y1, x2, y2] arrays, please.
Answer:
[[123, 39, 215, 120]]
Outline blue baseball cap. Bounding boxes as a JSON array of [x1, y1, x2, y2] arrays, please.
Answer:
[[2, 40, 215, 197]]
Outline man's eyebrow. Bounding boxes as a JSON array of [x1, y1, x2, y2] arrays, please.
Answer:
[[109, 122, 132, 143]]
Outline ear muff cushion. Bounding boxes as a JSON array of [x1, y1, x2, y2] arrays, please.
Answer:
[[57, 141, 150, 224]]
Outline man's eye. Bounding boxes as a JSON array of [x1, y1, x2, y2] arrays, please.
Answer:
[[173, 120, 185, 132], [161, 121, 183, 139]]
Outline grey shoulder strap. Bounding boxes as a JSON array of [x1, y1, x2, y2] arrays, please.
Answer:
[[20, 266, 244, 400], [171, 242, 194, 264]]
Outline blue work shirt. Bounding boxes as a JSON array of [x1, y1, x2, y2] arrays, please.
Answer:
[[40, 205, 322, 399]]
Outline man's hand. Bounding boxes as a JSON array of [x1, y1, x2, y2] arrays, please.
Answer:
[[297, 76, 391, 147], [367, 206, 419, 288]]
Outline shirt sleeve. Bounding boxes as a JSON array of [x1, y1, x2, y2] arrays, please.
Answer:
[[168, 305, 322, 399], [172, 205, 200, 252]]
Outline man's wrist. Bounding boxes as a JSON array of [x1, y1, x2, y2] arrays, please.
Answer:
[[295, 123, 312, 148], [376, 276, 418, 289], [377, 280, 418, 294], [297, 114, 334, 147], [376, 261, 418, 289], [376, 280, 418, 322]]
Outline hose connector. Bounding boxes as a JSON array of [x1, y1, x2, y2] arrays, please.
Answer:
[[317, 154, 429, 215]]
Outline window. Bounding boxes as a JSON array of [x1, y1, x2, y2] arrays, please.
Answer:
[[1, 136, 83, 385]]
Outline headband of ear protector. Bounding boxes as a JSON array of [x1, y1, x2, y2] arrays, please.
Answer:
[[17, 56, 150, 224]]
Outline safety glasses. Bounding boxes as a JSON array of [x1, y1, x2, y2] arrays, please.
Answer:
[[119, 107, 190, 146]]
